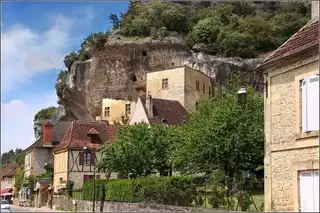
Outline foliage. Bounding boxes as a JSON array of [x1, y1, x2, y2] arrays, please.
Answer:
[[63, 52, 79, 70], [66, 181, 75, 197], [172, 74, 264, 183], [83, 179, 108, 201], [109, 14, 120, 30], [105, 176, 198, 206], [55, 70, 68, 98], [236, 191, 253, 211], [34, 106, 57, 122], [36, 163, 54, 179], [98, 123, 180, 178], [24, 175, 36, 195], [1, 148, 24, 165], [14, 168, 24, 192], [259, 201, 264, 212]]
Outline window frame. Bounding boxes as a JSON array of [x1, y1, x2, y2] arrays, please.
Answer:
[[162, 78, 168, 89], [125, 103, 131, 115], [104, 107, 110, 117], [83, 152, 91, 165]]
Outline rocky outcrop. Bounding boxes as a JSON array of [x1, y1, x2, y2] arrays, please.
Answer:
[[57, 38, 264, 120]]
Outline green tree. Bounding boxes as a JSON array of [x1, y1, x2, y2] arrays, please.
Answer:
[[55, 70, 68, 98], [172, 75, 264, 190], [14, 168, 24, 192], [34, 107, 56, 122], [63, 52, 79, 70], [98, 124, 179, 178], [109, 14, 120, 30]]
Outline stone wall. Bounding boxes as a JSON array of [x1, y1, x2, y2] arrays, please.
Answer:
[[52, 195, 226, 212]]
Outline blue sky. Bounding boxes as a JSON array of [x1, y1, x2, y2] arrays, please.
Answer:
[[1, 1, 129, 152]]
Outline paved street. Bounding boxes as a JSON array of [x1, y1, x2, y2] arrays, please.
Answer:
[[11, 207, 32, 212]]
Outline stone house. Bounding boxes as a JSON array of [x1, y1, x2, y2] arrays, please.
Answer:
[[145, 65, 212, 112], [52, 121, 120, 191], [129, 95, 188, 126], [1, 162, 21, 193], [255, 8, 319, 212], [101, 98, 136, 125], [23, 121, 71, 178]]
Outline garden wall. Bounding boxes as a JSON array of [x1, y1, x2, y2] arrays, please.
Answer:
[[52, 195, 226, 212]]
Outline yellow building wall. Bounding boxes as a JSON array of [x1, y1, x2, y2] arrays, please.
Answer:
[[101, 98, 136, 124], [184, 66, 212, 111], [146, 66, 212, 112], [53, 151, 68, 190], [264, 55, 319, 212]]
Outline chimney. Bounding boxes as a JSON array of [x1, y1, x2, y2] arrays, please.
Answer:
[[312, 0, 319, 20], [43, 122, 53, 146], [146, 94, 153, 117]]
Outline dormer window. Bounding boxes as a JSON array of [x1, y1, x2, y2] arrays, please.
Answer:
[[87, 128, 100, 144]]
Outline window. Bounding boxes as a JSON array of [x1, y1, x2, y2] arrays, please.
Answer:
[[196, 80, 200, 91], [203, 84, 205, 94], [209, 89, 211, 97], [162, 78, 168, 89], [196, 101, 199, 110], [104, 107, 110, 117], [301, 76, 319, 132], [84, 152, 91, 165], [125, 104, 131, 115]]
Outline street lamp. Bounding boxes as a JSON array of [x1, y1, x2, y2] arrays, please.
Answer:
[[237, 86, 248, 105]]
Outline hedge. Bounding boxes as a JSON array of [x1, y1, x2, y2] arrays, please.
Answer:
[[83, 179, 108, 201], [105, 176, 198, 206]]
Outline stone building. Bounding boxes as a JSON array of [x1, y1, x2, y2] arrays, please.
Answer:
[[255, 10, 319, 212], [101, 98, 136, 125], [145, 65, 212, 112]]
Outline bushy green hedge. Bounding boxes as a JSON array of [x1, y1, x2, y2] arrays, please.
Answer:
[[83, 179, 108, 201], [105, 176, 198, 206]]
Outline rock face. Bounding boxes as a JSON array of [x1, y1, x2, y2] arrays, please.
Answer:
[[58, 39, 264, 120]]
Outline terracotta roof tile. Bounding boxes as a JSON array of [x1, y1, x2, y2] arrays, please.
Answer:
[[141, 97, 189, 125], [107, 125, 121, 141], [258, 20, 319, 67], [0, 163, 21, 179], [53, 121, 111, 152], [24, 121, 72, 152]]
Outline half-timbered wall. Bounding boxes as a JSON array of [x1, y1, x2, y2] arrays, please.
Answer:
[[53, 151, 68, 190]]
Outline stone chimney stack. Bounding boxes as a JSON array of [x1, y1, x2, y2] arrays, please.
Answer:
[[146, 94, 153, 118], [43, 122, 53, 146], [312, 0, 319, 20]]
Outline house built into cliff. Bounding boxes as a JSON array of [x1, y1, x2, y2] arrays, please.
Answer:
[[52, 121, 120, 191], [101, 98, 136, 125], [255, 16, 319, 212], [145, 65, 212, 112], [129, 95, 188, 126]]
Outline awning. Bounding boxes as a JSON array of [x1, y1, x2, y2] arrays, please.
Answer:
[[1, 193, 13, 197], [1, 188, 12, 194]]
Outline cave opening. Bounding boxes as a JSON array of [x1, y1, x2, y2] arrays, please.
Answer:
[[141, 51, 147, 56]]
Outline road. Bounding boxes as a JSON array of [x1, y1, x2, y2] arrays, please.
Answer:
[[10, 207, 32, 212]]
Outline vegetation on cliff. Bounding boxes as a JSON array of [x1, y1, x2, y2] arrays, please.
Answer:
[[63, 1, 310, 68]]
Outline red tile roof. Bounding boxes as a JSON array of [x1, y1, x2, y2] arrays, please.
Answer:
[[24, 121, 72, 153], [107, 125, 121, 140], [0, 163, 21, 179], [258, 20, 319, 68], [141, 97, 189, 125], [53, 121, 119, 152]]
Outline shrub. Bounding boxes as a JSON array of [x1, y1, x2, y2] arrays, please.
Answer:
[[66, 181, 74, 197], [83, 179, 108, 201], [105, 176, 198, 206]]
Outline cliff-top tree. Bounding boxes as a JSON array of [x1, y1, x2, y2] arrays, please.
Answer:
[[34, 106, 57, 137]]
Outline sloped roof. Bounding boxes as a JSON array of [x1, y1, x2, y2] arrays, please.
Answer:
[[256, 20, 319, 69], [53, 121, 111, 152], [107, 125, 121, 140], [140, 97, 189, 125], [0, 163, 21, 179], [24, 121, 72, 153]]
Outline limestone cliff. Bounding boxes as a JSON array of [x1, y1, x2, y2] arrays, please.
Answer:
[[56, 38, 264, 121]]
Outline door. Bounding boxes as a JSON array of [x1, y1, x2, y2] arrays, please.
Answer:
[[300, 170, 319, 212]]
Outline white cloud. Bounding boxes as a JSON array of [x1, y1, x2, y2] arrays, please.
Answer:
[[1, 16, 73, 91], [1, 93, 58, 153]]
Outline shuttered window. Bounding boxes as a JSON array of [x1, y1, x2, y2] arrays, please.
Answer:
[[79, 152, 84, 165], [301, 76, 319, 132]]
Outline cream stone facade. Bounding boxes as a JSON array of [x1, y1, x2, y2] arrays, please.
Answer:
[[24, 148, 53, 178], [101, 98, 136, 124], [146, 66, 212, 112], [258, 22, 319, 211]]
